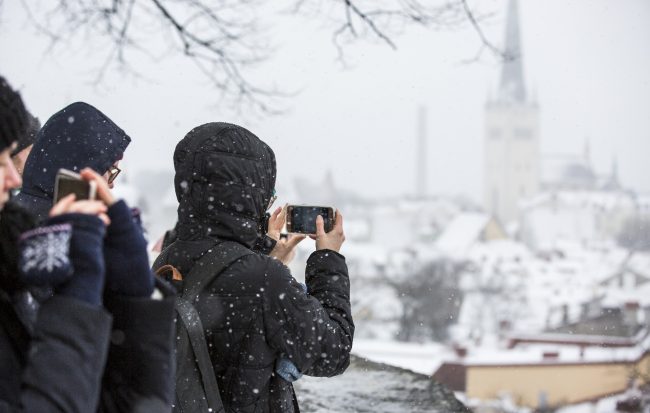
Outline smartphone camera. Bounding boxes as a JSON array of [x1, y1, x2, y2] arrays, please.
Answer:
[[286, 205, 334, 234]]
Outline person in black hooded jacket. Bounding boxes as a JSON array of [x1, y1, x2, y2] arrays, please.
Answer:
[[153, 122, 354, 413], [3, 97, 176, 412]]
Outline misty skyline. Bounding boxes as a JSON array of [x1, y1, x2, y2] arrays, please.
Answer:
[[1, 0, 648, 202]]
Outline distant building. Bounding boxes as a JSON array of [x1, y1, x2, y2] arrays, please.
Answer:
[[518, 190, 637, 251], [541, 139, 623, 192], [435, 328, 650, 409], [483, 0, 540, 225]]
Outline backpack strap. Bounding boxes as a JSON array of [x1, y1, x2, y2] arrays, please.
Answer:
[[182, 241, 253, 300], [155, 264, 183, 281], [175, 240, 254, 413]]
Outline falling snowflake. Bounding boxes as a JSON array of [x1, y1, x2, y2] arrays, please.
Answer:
[[20, 227, 72, 274]]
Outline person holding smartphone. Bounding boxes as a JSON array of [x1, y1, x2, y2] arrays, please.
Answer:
[[1, 80, 175, 412], [153, 122, 354, 412]]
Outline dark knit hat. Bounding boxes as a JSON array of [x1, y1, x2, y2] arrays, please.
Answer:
[[0, 76, 29, 153], [12, 112, 40, 156]]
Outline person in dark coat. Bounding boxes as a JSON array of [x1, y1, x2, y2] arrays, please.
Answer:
[[153, 122, 354, 412], [1, 85, 176, 413]]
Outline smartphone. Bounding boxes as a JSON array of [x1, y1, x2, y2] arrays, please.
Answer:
[[286, 205, 335, 234], [53, 168, 97, 204]]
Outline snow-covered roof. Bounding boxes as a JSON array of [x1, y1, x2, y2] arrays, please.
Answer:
[[463, 330, 650, 366], [435, 213, 491, 257], [508, 330, 647, 347]]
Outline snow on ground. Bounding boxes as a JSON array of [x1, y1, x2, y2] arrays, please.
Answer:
[[555, 392, 625, 413], [295, 355, 469, 413]]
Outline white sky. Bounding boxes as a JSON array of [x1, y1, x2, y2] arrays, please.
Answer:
[[1, 0, 648, 202]]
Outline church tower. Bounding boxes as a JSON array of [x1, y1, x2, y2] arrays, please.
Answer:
[[483, 0, 540, 224]]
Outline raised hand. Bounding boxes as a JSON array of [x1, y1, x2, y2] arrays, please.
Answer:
[[314, 211, 345, 253], [267, 205, 306, 264]]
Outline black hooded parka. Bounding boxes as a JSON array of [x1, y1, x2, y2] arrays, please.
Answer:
[[153, 123, 354, 413]]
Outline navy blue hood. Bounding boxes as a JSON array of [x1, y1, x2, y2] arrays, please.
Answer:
[[15, 102, 131, 220]]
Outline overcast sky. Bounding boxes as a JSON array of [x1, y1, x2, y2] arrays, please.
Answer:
[[1, 0, 648, 202]]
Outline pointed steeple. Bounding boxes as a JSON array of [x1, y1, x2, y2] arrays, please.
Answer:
[[498, 0, 526, 103]]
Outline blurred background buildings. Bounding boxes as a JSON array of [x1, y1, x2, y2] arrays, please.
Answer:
[[2, 0, 647, 410]]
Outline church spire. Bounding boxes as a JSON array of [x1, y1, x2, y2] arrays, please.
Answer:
[[498, 0, 526, 103]]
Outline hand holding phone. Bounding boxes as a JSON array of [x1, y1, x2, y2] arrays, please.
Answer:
[[314, 212, 345, 253], [286, 205, 334, 235], [49, 168, 116, 226], [53, 169, 97, 205]]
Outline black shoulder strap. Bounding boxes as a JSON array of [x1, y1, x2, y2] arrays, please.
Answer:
[[174, 241, 253, 413], [182, 241, 253, 300]]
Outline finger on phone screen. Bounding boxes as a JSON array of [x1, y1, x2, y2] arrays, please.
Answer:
[[50, 194, 76, 216], [315, 215, 325, 237]]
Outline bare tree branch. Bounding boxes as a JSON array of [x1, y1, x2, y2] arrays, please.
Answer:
[[460, 0, 510, 64], [7, 0, 506, 114]]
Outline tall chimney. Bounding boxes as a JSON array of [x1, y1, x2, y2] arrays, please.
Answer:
[[416, 105, 427, 198]]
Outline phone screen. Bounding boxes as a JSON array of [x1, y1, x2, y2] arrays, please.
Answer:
[[288, 206, 333, 234]]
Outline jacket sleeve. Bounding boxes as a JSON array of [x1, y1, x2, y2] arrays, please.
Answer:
[[98, 283, 175, 413], [252, 234, 277, 256], [263, 250, 354, 377], [18, 296, 112, 413]]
